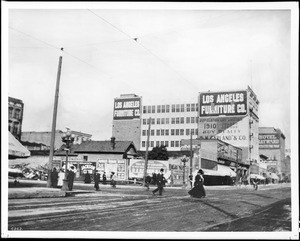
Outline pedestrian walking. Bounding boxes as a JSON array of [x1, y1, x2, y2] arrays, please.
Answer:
[[152, 168, 166, 196], [94, 170, 101, 191], [102, 172, 107, 185], [188, 169, 206, 198], [67, 166, 75, 191], [51, 167, 59, 188], [252, 176, 259, 190], [57, 168, 64, 188], [110, 172, 116, 188], [188, 174, 193, 189], [145, 174, 151, 190], [84, 172, 91, 183]]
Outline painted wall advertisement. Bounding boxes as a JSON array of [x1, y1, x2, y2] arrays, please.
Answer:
[[113, 97, 141, 120], [129, 160, 168, 179], [217, 141, 242, 163], [199, 91, 247, 117], [259, 133, 280, 149]]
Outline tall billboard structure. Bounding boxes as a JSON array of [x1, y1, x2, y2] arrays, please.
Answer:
[[112, 94, 142, 150], [198, 86, 260, 165]]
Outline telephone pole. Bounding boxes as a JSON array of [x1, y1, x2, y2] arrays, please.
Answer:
[[143, 117, 151, 186], [47, 50, 63, 187]]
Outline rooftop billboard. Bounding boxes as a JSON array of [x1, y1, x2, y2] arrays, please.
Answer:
[[113, 97, 141, 120], [199, 91, 247, 117]]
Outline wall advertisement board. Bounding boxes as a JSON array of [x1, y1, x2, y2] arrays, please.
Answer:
[[113, 97, 141, 120], [129, 160, 168, 179], [259, 133, 280, 149], [199, 91, 247, 117], [97, 159, 127, 180], [217, 141, 242, 163]]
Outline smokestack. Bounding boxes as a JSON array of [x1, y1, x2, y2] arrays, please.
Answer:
[[111, 136, 116, 150]]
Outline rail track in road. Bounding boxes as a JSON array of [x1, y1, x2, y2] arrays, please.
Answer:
[[8, 186, 291, 231]]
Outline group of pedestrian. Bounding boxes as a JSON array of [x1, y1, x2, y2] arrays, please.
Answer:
[[50, 166, 76, 191]]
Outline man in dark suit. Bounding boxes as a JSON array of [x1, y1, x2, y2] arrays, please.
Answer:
[[94, 170, 101, 191], [152, 168, 166, 196], [67, 166, 75, 191]]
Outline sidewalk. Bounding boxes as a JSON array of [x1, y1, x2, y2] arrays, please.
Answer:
[[7, 179, 290, 199]]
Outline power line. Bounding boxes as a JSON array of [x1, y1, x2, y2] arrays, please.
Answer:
[[86, 9, 198, 89]]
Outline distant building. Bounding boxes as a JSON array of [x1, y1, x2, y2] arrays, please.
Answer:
[[259, 127, 286, 179], [8, 97, 24, 140]]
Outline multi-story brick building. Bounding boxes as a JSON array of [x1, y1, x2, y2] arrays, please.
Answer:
[[8, 97, 24, 140]]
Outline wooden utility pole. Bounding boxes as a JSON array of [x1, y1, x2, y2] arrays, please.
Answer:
[[190, 131, 193, 176], [143, 117, 151, 186], [47, 53, 63, 188]]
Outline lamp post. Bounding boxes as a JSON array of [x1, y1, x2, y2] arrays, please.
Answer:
[[61, 130, 75, 191], [181, 155, 188, 187]]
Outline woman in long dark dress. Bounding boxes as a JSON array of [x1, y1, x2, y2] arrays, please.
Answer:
[[188, 169, 206, 198]]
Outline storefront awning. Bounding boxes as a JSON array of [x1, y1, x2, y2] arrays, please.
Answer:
[[270, 173, 279, 179], [250, 174, 265, 180], [8, 131, 30, 158], [217, 164, 237, 177]]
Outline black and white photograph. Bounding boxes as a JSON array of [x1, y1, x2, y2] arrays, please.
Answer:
[[1, 1, 299, 239]]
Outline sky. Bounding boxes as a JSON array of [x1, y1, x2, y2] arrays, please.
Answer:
[[3, 2, 298, 149]]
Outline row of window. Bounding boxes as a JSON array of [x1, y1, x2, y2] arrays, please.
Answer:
[[9, 107, 22, 120], [141, 140, 181, 148], [142, 117, 199, 125], [143, 103, 198, 114], [142, 128, 198, 136]]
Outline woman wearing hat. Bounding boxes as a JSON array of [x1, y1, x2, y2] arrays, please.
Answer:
[[188, 169, 206, 198]]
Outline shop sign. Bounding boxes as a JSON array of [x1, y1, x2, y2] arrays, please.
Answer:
[[259, 133, 280, 149], [129, 160, 168, 178], [199, 91, 247, 117], [113, 97, 141, 120], [80, 162, 96, 174]]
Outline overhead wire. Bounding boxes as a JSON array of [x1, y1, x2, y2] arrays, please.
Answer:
[[86, 9, 198, 90]]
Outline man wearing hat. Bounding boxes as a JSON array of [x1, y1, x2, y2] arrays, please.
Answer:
[[152, 168, 166, 196]]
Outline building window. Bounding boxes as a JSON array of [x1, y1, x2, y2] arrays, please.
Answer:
[[147, 106, 151, 113], [9, 107, 13, 118], [191, 117, 195, 123], [157, 118, 160, 124], [156, 141, 160, 147], [142, 130, 146, 136], [176, 117, 180, 124], [191, 104, 195, 112], [150, 141, 154, 147], [166, 105, 170, 113], [186, 104, 190, 112], [180, 129, 184, 135], [152, 105, 156, 113], [171, 129, 175, 135], [156, 130, 160, 136], [172, 104, 176, 112], [191, 129, 195, 135], [180, 117, 184, 124], [147, 118, 150, 125], [157, 105, 161, 113], [171, 118, 175, 124], [165, 129, 169, 136], [186, 129, 190, 136], [176, 104, 180, 112], [162, 105, 165, 113], [151, 130, 154, 136], [175, 129, 179, 135], [161, 141, 164, 146], [196, 117, 199, 123], [151, 118, 155, 125], [186, 117, 190, 124], [181, 104, 185, 112], [83, 155, 88, 161], [166, 118, 169, 124], [171, 141, 175, 147], [161, 118, 165, 124], [196, 103, 198, 112], [161, 129, 165, 136], [195, 129, 198, 135], [143, 106, 147, 114], [175, 141, 179, 147], [142, 141, 146, 147], [143, 119, 146, 125], [165, 141, 169, 147]]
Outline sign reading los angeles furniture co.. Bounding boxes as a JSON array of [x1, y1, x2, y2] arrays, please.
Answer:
[[259, 133, 280, 149], [113, 97, 141, 120], [199, 91, 247, 117]]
